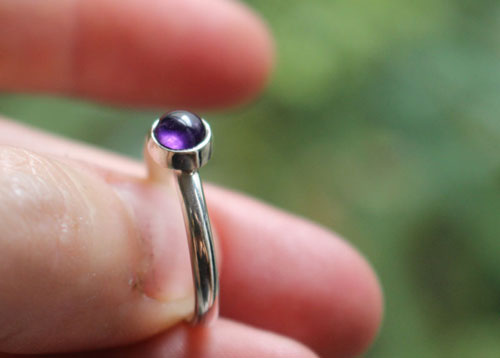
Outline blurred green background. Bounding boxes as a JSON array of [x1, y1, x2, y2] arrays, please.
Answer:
[[1, 0, 500, 357]]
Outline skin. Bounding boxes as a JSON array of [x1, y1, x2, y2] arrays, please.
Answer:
[[0, 0, 383, 357]]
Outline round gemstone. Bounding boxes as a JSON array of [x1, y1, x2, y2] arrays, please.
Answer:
[[154, 111, 206, 150]]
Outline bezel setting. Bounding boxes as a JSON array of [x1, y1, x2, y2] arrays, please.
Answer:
[[147, 117, 212, 172]]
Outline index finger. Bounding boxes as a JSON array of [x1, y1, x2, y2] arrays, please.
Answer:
[[0, 0, 274, 108]]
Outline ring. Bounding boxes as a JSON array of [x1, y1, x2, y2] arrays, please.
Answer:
[[144, 110, 219, 324]]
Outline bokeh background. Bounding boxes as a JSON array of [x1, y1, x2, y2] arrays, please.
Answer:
[[1, 0, 500, 357]]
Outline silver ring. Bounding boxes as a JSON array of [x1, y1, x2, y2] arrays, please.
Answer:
[[144, 110, 219, 324]]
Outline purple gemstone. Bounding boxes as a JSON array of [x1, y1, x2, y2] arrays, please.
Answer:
[[154, 111, 206, 150]]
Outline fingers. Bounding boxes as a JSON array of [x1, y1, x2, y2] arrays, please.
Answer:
[[0, 146, 195, 353], [73, 319, 318, 358], [0, 119, 383, 356], [0, 319, 318, 358], [0, 0, 274, 108], [208, 187, 383, 358]]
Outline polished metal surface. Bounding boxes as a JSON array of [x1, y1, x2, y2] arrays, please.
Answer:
[[147, 118, 212, 172], [176, 171, 218, 324], [145, 117, 218, 324]]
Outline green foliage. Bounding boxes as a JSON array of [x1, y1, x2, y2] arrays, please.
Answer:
[[1, 0, 499, 356]]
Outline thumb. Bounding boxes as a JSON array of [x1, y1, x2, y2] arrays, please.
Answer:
[[0, 146, 196, 354]]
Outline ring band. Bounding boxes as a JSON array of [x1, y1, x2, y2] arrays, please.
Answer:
[[144, 110, 219, 324]]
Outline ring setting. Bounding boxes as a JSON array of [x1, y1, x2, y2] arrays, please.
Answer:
[[145, 110, 219, 324]]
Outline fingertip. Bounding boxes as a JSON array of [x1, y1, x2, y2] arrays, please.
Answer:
[[206, 186, 383, 357], [74, 0, 275, 108], [326, 238, 383, 356], [0, 146, 193, 353], [206, 0, 275, 107]]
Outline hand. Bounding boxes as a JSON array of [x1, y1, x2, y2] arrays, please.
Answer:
[[0, 0, 382, 357]]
